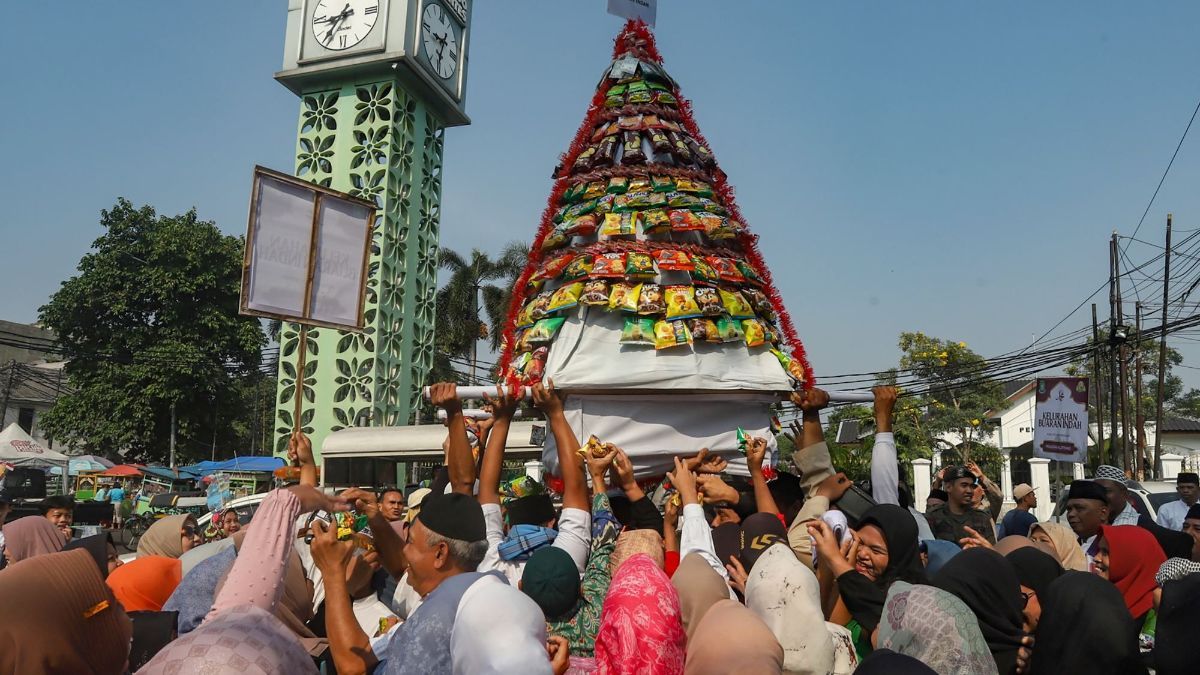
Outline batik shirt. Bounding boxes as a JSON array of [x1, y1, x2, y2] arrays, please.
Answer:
[[546, 492, 618, 657]]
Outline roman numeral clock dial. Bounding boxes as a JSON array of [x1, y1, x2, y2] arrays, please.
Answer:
[[421, 3, 459, 80], [312, 0, 380, 51]]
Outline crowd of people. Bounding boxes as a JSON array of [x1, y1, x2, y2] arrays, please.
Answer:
[[2, 381, 1200, 674]]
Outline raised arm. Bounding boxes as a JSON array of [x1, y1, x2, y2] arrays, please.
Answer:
[[477, 385, 523, 506], [870, 386, 900, 505], [792, 387, 830, 450], [430, 382, 475, 495], [311, 518, 377, 675], [341, 488, 406, 580], [745, 435, 781, 516], [533, 380, 588, 512], [287, 432, 319, 488]]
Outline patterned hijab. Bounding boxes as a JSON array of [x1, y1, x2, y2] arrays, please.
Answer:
[[1028, 522, 1088, 572], [136, 515, 192, 559], [878, 581, 999, 675], [744, 543, 835, 675], [3, 516, 67, 562], [611, 529, 664, 574], [594, 553, 685, 675], [138, 603, 317, 674]]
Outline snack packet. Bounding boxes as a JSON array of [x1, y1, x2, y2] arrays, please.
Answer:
[[737, 260, 764, 285], [528, 291, 554, 321], [694, 287, 724, 316], [720, 288, 755, 319], [580, 279, 610, 306], [595, 135, 618, 167], [651, 175, 674, 192], [564, 214, 598, 238], [625, 251, 657, 279], [687, 137, 716, 167], [665, 285, 702, 320], [573, 146, 597, 171], [667, 131, 692, 162], [716, 315, 745, 342], [591, 252, 627, 278], [620, 316, 656, 345], [606, 176, 629, 194], [742, 319, 766, 347], [669, 210, 703, 231], [610, 282, 641, 312], [654, 249, 694, 271], [562, 182, 586, 204], [547, 282, 583, 313], [736, 428, 748, 455], [654, 319, 692, 350], [582, 181, 607, 200], [622, 131, 646, 164], [649, 128, 671, 154], [627, 176, 652, 193], [540, 227, 569, 251], [690, 256, 720, 285], [617, 115, 643, 131], [702, 214, 736, 240], [527, 317, 566, 343], [516, 299, 538, 328], [638, 283, 666, 315], [655, 90, 678, 106], [600, 212, 637, 239], [642, 209, 671, 235], [561, 254, 594, 281], [708, 257, 746, 284], [688, 318, 721, 343], [524, 347, 549, 380], [742, 288, 775, 318]]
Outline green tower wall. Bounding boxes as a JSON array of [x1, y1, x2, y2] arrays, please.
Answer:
[[273, 80, 443, 460]]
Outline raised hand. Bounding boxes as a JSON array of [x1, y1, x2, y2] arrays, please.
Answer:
[[696, 474, 739, 504], [686, 448, 728, 475], [428, 382, 462, 414], [531, 379, 564, 418], [745, 435, 768, 472], [666, 456, 699, 505]]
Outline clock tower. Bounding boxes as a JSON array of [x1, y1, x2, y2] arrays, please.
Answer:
[[271, 0, 472, 458]]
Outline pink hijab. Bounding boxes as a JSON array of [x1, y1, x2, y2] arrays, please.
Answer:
[[595, 553, 686, 675], [3, 516, 67, 563]]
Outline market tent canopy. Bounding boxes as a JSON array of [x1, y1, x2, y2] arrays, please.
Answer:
[[98, 464, 144, 478], [139, 465, 202, 482], [59, 455, 115, 475], [180, 456, 286, 477], [0, 423, 70, 468]]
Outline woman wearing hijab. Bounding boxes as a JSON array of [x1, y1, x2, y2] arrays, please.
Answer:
[[684, 599, 783, 675], [107, 555, 183, 612], [64, 532, 123, 578], [920, 539, 961, 576], [809, 504, 927, 656], [1, 515, 67, 564], [203, 508, 241, 541], [1028, 521, 1088, 571], [1029, 572, 1145, 675], [745, 543, 838, 675], [610, 527, 665, 573], [1154, 569, 1200, 675], [136, 513, 202, 559], [1094, 524, 1166, 639], [932, 548, 1027, 675], [594, 553, 686, 675], [672, 552, 730, 641], [140, 486, 343, 674], [0, 548, 133, 674], [877, 581, 998, 675], [1004, 547, 1062, 633]]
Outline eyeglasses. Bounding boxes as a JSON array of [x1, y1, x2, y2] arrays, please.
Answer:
[[182, 526, 199, 538]]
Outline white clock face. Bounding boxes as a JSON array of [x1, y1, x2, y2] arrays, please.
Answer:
[[312, 0, 381, 51], [421, 3, 459, 79]]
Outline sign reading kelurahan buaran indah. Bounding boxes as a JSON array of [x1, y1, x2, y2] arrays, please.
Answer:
[[1033, 377, 1089, 463]]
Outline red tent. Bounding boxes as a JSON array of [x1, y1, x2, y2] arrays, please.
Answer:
[[97, 464, 143, 478]]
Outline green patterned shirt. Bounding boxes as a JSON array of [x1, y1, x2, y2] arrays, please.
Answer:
[[546, 492, 617, 657]]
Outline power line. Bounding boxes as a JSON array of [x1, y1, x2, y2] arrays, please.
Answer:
[[1125, 93, 1200, 247]]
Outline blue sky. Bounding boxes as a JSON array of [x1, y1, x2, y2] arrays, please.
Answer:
[[3, 1, 1200, 388]]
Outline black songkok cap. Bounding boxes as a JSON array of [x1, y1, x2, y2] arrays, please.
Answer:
[[1186, 503, 1200, 521], [942, 466, 977, 484], [417, 492, 486, 542], [1066, 480, 1108, 503], [1177, 472, 1199, 486], [506, 494, 556, 527]]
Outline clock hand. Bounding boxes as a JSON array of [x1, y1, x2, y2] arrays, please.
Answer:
[[324, 4, 353, 42]]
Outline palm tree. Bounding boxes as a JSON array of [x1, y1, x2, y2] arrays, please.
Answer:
[[435, 242, 528, 384]]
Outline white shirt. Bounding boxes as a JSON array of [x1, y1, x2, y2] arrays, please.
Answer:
[[1156, 499, 1192, 531], [476, 502, 591, 586], [870, 432, 899, 505], [680, 503, 738, 600]]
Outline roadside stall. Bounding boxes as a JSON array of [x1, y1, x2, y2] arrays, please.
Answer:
[[0, 423, 69, 494]]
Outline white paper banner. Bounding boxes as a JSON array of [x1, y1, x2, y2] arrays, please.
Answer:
[[607, 0, 656, 27], [1032, 377, 1089, 463]]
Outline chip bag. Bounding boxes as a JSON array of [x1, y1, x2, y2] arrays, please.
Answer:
[[742, 319, 766, 347], [742, 288, 775, 318], [528, 291, 554, 321], [514, 329, 534, 353], [690, 256, 720, 285], [599, 213, 636, 239], [562, 182, 586, 204], [547, 282, 584, 313], [651, 175, 674, 192], [617, 115, 643, 131], [561, 254, 594, 282], [688, 318, 721, 343], [642, 209, 671, 235], [591, 252, 627, 278], [620, 316, 656, 345], [720, 288, 755, 319], [665, 285, 701, 320], [638, 284, 666, 315], [669, 210, 703, 232], [573, 146, 597, 171], [524, 347, 549, 380], [649, 128, 671, 154], [610, 282, 641, 312], [716, 315, 745, 342], [582, 181, 607, 201], [625, 251, 656, 279], [737, 260, 764, 285], [623, 131, 646, 164], [527, 317, 566, 343], [536, 250, 575, 279], [708, 257, 746, 283], [594, 136, 617, 167], [564, 214, 598, 238], [516, 299, 538, 328], [654, 249, 694, 271], [580, 279, 610, 306], [627, 176, 652, 193], [540, 227, 569, 251], [654, 319, 692, 350], [694, 287, 724, 316], [606, 176, 629, 194]]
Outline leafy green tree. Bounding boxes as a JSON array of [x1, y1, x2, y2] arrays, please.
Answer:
[[432, 243, 527, 384], [38, 199, 266, 462]]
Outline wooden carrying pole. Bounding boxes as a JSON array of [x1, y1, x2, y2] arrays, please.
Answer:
[[1154, 214, 1173, 477], [293, 194, 324, 431]]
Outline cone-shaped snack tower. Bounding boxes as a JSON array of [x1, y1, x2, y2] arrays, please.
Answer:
[[499, 21, 812, 477]]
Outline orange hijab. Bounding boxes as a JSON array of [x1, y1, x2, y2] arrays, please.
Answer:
[[107, 555, 183, 612]]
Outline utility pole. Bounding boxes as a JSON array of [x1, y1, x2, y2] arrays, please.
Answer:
[[1108, 233, 1123, 471], [1134, 302, 1145, 480], [1116, 237, 1132, 475], [1155, 214, 1173, 478], [0, 360, 17, 427], [1092, 304, 1107, 465]]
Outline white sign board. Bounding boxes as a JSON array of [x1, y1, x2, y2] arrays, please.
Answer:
[[240, 167, 375, 331], [607, 0, 656, 27], [1032, 377, 1089, 463]]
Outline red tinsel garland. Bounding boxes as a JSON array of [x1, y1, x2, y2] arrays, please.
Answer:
[[611, 19, 663, 64]]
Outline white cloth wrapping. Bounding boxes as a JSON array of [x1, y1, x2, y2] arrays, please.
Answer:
[[543, 393, 779, 478]]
